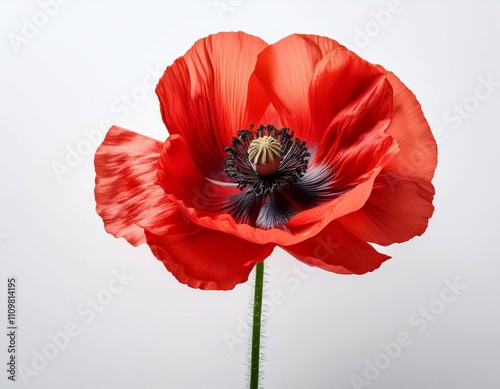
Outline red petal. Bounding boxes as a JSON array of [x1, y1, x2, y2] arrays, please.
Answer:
[[310, 49, 394, 180], [309, 48, 384, 136], [339, 173, 435, 245], [376, 67, 438, 182], [283, 221, 390, 274], [285, 167, 381, 233], [156, 32, 269, 177], [94, 126, 175, 246], [157, 134, 239, 213], [160, 168, 380, 249], [145, 208, 274, 290], [254, 34, 341, 143], [156, 133, 314, 247], [307, 48, 397, 198], [158, 133, 345, 246], [335, 70, 437, 246]]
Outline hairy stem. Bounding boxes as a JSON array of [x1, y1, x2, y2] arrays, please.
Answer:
[[249, 261, 264, 389]]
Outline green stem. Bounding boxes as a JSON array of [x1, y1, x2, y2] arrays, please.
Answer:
[[249, 261, 264, 389]]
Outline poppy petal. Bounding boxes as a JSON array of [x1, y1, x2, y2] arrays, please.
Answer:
[[338, 172, 435, 246], [285, 166, 381, 232], [94, 126, 175, 246], [157, 134, 240, 214], [376, 68, 438, 182], [310, 49, 395, 189], [145, 208, 275, 290], [310, 48, 392, 151], [166, 164, 381, 248], [254, 34, 341, 143], [335, 70, 437, 246], [283, 221, 390, 274], [156, 32, 270, 177]]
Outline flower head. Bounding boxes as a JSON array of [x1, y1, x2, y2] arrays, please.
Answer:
[[95, 32, 437, 290]]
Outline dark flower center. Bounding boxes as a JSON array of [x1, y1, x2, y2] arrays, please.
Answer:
[[224, 124, 310, 197]]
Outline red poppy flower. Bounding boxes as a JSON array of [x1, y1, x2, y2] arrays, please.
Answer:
[[94, 32, 437, 290]]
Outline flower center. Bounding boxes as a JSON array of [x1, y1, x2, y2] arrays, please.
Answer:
[[224, 124, 310, 197]]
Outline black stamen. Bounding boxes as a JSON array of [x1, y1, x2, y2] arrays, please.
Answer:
[[224, 124, 310, 197]]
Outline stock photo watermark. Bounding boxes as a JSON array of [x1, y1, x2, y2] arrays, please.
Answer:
[[223, 261, 319, 352], [6, 277, 17, 382], [441, 74, 500, 130], [349, 278, 467, 388], [51, 64, 162, 182], [213, 0, 243, 20], [431, 73, 499, 150], [351, 0, 403, 51], [222, 231, 343, 352], [16, 268, 134, 385], [8, 0, 71, 53]]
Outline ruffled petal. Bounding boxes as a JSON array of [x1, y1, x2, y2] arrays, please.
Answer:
[[157, 134, 241, 213], [254, 34, 341, 144], [145, 208, 275, 290], [156, 132, 386, 247], [376, 67, 438, 182], [168, 167, 380, 247], [310, 49, 395, 189], [338, 173, 435, 245], [283, 221, 390, 274], [285, 166, 382, 233], [94, 126, 176, 246], [156, 32, 270, 177], [335, 70, 437, 246]]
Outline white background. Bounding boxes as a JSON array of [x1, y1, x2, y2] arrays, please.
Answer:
[[1, 1, 500, 388]]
